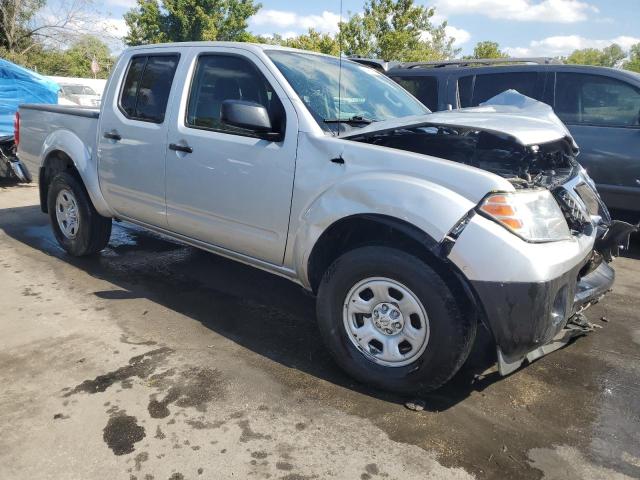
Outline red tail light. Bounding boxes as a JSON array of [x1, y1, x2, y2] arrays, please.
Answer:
[[13, 112, 20, 147]]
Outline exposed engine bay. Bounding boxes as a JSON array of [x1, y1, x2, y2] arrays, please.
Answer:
[[349, 123, 637, 261], [349, 124, 578, 190]]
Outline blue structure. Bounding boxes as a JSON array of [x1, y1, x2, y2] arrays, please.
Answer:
[[0, 58, 59, 136]]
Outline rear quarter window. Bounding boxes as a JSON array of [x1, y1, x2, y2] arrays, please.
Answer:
[[392, 76, 438, 111]]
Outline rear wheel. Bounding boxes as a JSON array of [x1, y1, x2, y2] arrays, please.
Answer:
[[47, 172, 112, 256], [316, 246, 476, 394]]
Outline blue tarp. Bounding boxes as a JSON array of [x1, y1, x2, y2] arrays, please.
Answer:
[[0, 58, 59, 136]]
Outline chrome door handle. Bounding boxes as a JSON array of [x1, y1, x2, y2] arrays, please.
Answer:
[[169, 143, 193, 154], [103, 131, 121, 141]]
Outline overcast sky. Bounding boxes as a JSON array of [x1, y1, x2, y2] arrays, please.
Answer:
[[94, 0, 640, 56]]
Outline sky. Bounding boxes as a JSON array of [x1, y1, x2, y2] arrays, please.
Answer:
[[87, 0, 640, 57]]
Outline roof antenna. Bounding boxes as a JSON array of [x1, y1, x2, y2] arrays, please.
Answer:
[[337, 0, 343, 135]]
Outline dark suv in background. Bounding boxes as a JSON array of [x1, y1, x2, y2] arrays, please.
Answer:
[[353, 58, 640, 217]]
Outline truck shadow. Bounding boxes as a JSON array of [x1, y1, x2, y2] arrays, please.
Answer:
[[2, 203, 504, 410]]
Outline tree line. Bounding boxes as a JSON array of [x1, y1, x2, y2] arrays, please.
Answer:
[[1, 0, 639, 78]]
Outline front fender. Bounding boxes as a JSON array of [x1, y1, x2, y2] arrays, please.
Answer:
[[291, 172, 476, 288], [41, 130, 113, 217]]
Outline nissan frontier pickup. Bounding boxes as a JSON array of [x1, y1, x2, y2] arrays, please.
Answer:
[[14, 43, 636, 393]]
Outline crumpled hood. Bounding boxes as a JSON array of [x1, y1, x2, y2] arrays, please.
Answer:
[[343, 90, 578, 149]]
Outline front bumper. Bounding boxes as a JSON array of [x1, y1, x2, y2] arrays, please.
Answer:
[[472, 259, 614, 374]]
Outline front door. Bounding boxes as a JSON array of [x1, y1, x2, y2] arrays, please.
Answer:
[[98, 52, 181, 227], [165, 48, 298, 264], [554, 71, 640, 211]]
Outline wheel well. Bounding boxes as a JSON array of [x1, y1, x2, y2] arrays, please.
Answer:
[[39, 151, 81, 213], [306, 214, 480, 320]]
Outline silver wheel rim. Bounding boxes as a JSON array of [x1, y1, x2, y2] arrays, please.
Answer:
[[55, 189, 80, 239], [343, 277, 430, 367]]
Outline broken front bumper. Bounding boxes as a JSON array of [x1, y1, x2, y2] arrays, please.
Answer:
[[471, 258, 614, 375]]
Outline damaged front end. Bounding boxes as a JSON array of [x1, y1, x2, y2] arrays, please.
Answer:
[[345, 95, 637, 375]]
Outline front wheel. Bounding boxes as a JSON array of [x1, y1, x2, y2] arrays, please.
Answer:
[[316, 246, 476, 394], [47, 172, 112, 256]]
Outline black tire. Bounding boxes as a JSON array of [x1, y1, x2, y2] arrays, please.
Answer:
[[47, 171, 112, 256], [316, 246, 476, 394]]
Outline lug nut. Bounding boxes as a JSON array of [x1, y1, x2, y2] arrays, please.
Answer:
[[381, 304, 389, 313], [390, 310, 399, 319], [393, 322, 402, 329]]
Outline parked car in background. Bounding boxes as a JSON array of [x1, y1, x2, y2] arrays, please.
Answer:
[[58, 83, 102, 107], [352, 58, 640, 217], [14, 43, 636, 393]]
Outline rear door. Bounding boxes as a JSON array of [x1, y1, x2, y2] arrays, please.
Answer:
[[164, 47, 298, 264], [553, 71, 640, 211], [98, 52, 181, 227]]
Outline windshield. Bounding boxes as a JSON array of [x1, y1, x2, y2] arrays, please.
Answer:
[[266, 50, 429, 133]]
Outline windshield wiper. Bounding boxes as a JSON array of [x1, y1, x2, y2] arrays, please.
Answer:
[[323, 115, 375, 125]]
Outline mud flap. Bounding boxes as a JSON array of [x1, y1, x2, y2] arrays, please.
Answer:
[[497, 313, 602, 376], [497, 327, 587, 375]]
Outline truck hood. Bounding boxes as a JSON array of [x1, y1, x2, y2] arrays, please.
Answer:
[[343, 90, 578, 150]]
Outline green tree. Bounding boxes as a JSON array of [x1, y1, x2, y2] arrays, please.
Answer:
[[256, 29, 340, 56], [0, 0, 46, 53], [623, 43, 640, 73], [339, 0, 459, 62], [283, 29, 340, 56], [1, 36, 114, 78], [467, 41, 507, 59], [64, 35, 114, 78], [566, 43, 625, 67], [124, 0, 261, 45]]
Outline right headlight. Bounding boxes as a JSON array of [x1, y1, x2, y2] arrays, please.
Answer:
[[478, 190, 571, 242]]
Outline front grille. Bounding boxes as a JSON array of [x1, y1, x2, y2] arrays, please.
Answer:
[[555, 188, 591, 231], [575, 183, 599, 215], [575, 183, 610, 223]]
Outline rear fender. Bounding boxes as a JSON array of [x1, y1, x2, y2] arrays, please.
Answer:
[[41, 129, 113, 217]]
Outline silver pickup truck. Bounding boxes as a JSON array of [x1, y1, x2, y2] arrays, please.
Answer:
[[14, 42, 636, 394]]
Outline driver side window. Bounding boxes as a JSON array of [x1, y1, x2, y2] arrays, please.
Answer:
[[186, 54, 285, 137]]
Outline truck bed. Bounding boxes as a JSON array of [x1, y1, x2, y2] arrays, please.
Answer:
[[17, 104, 100, 183]]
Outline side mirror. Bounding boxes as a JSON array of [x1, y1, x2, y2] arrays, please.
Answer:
[[221, 100, 282, 141]]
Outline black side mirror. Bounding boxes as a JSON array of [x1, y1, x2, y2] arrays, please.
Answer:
[[221, 100, 282, 141]]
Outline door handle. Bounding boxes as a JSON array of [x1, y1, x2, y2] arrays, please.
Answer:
[[103, 131, 121, 141], [169, 143, 193, 154]]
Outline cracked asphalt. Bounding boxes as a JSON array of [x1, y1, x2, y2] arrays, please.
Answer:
[[1, 183, 639, 480]]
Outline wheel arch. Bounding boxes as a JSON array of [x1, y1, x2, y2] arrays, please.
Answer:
[[305, 214, 481, 327], [39, 150, 80, 213], [38, 130, 112, 217]]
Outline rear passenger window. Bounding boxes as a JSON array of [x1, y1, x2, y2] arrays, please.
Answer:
[[555, 73, 640, 127], [186, 54, 285, 137], [119, 54, 180, 123], [392, 77, 438, 111], [120, 57, 146, 117], [461, 72, 539, 107]]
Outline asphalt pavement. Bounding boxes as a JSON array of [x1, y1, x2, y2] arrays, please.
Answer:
[[1, 182, 638, 480]]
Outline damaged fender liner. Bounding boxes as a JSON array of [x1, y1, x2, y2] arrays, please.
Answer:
[[471, 257, 614, 375]]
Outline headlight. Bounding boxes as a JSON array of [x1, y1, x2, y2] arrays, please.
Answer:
[[478, 190, 570, 242]]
